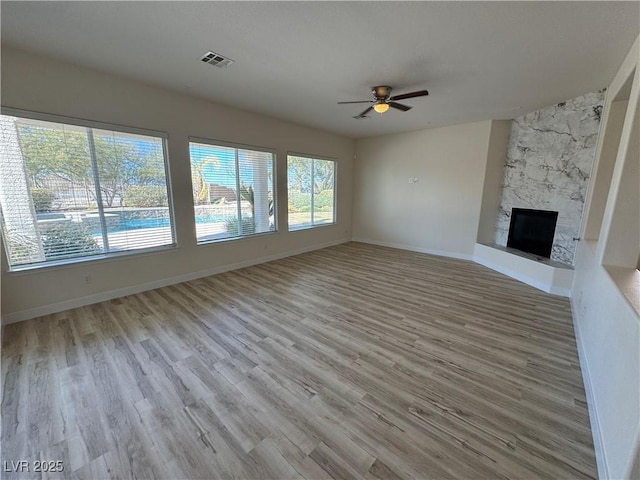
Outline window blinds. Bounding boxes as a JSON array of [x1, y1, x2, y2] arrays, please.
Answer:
[[0, 113, 175, 269], [189, 140, 275, 244]]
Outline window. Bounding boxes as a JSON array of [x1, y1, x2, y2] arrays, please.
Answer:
[[189, 139, 276, 243], [0, 110, 175, 270], [287, 155, 335, 230]]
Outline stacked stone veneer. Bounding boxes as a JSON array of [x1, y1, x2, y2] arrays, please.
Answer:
[[495, 90, 605, 265]]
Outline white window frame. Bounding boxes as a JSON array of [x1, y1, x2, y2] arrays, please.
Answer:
[[189, 137, 278, 245], [287, 152, 337, 231], [0, 107, 177, 272]]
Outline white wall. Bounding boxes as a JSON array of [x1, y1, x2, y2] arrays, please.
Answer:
[[600, 76, 640, 270], [572, 36, 640, 480], [352, 120, 494, 258], [572, 243, 639, 480], [584, 100, 629, 241], [0, 46, 355, 322]]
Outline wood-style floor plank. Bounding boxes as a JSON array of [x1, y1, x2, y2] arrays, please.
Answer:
[[1, 242, 596, 479]]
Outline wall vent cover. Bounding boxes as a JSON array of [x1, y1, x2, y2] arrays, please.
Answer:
[[200, 51, 234, 68]]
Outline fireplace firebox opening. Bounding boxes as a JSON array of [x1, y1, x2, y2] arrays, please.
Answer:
[[507, 208, 558, 259]]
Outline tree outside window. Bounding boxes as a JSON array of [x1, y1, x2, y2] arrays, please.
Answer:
[[287, 155, 335, 230]]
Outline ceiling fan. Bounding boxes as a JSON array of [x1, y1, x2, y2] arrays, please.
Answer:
[[338, 86, 429, 119]]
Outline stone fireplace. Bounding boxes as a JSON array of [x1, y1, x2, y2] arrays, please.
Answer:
[[494, 90, 605, 265]]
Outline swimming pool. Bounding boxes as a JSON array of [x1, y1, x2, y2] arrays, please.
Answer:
[[101, 214, 230, 233]]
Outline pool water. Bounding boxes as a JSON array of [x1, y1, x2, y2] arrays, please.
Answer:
[[104, 214, 229, 233]]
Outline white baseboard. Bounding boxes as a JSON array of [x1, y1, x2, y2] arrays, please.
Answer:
[[570, 298, 609, 480], [351, 237, 474, 261], [1, 238, 350, 325]]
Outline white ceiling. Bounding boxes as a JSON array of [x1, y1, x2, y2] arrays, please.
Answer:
[[1, 1, 638, 139]]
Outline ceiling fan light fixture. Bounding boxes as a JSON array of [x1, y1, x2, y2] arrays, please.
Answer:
[[373, 86, 391, 98], [339, 85, 428, 119], [373, 102, 390, 114]]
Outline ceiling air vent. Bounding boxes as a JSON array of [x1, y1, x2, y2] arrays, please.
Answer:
[[200, 51, 234, 68]]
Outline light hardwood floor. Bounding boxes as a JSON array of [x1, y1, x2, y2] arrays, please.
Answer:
[[1, 242, 596, 479]]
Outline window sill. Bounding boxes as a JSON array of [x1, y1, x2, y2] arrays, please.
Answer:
[[6, 244, 178, 275], [604, 265, 640, 317], [288, 222, 336, 232], [196, 230, 278, 246]]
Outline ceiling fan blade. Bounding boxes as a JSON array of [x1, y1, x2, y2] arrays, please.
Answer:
[[354, 106, 374, 119], [389, 90, 429, 101], [388, 102, 412, 112], [338, 100, 375, 104]]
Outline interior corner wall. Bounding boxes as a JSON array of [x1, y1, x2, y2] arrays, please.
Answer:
[[352, 120, 492, 258], [0, 46, 355, 322], [476, 120, 511, 244]]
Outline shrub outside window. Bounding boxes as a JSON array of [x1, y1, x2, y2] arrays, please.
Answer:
[[0, 109, 175, 270], [287, 155, 335, 230], [189, 139, 276, 244]]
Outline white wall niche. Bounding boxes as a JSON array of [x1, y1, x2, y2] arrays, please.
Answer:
[[583, 71, 635, 243]]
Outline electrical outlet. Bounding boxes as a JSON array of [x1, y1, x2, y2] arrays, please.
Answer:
[[84, 275, 92, 284]]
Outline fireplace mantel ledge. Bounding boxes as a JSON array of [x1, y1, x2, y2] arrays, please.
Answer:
[[473, 243, 573, 297]]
